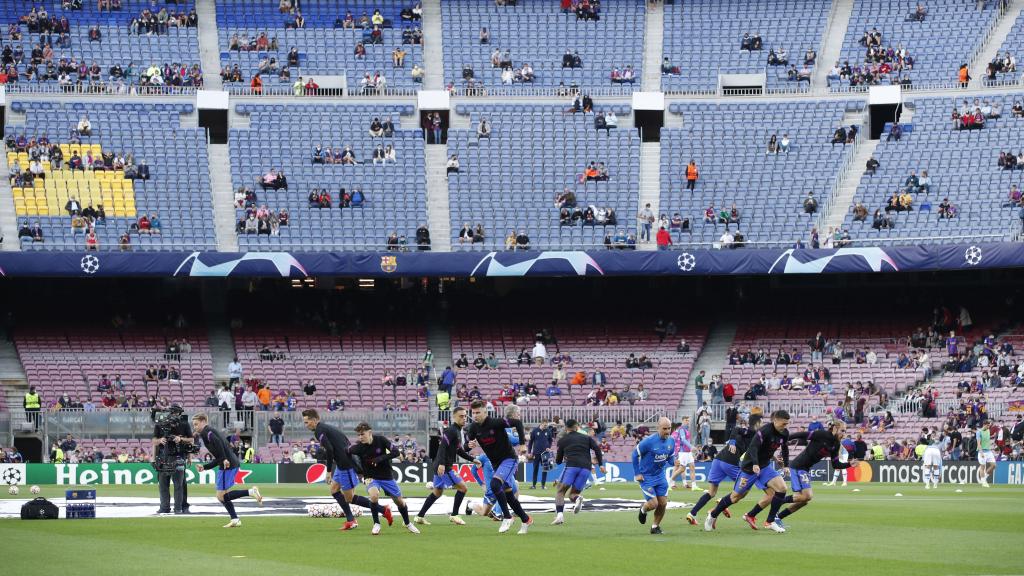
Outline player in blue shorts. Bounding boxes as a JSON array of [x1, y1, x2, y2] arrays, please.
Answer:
[[466, 453, 515, 520], [705, 410, 790, 533], [631, 417, 675, 535], [774, 420, 854, 530], [466, 400, 531, 534], [415, 407, 478, 526], [686, 413, 760, 525], [552, 419, 604, 525], [192, 413, 262, 528], [303, 409, 390, 531], [348, 422, 419, 535]]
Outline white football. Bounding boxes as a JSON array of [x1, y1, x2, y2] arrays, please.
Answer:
[[8, 485, 19, 495], [30, 485, 40, 495]]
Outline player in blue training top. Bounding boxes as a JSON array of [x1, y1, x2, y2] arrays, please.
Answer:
[[631, 417, 675, 535], [466, 453, 517, 520]]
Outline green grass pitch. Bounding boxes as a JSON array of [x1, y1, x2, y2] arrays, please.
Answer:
[[1, 483, 1020, 576]]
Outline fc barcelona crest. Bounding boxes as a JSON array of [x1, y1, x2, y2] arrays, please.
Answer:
[[380, 255, 398, 273]]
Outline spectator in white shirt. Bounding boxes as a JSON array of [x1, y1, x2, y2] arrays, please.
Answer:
[[532, 341, 547, 366], [228, 356, 243, 384]]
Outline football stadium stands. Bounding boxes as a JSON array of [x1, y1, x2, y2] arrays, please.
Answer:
[[215, 0, 424, 92], [832, 0, 998, 90], [660, 100, 857, 246], [448, 103, 639, 250], [0, 0, 201, 89], [841, 95, 1024, 241], [228, 103, 425, 250], [7, 100, 216, 250], [441, 0, 646, 94], [662, 0, 831, 94]]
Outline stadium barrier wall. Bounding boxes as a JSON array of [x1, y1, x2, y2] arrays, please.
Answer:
[[525, 460, 1024, 486], [1, 461, 1017, 486], [0, 462, 525, 486], [0, 242, 1020, 278]]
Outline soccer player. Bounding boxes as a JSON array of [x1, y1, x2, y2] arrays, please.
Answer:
[[348, 422, 419, 535], [302, 408, 390, 531], [465, 399, 532, 534], [975, 424, 995, 487], [669, 417, 697, 491], [191, 413, 262, 528], [686, 413, 761, 525], [705, 410, 790, 533], [465, 452, 515, 521], [415, 406, 478, 526], [631, 417, 675, 535], [552, 418, 605, 525], [822, 436, 852, 487], [921, 427, 947, 490], [773, 419, 854, 530]]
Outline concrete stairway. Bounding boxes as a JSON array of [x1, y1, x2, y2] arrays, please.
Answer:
[[823, 138, 878, 232], [677, 320, 737, 420], [424, 143, 452, 252], [208, 143, 238, 252], [196, 0, 224, 90], [638, 142, 661, 250], [812, 0, 855, 93], [641, 0, 665, 92], [0, 143, 19, 251], [421, 0, 445, 90]]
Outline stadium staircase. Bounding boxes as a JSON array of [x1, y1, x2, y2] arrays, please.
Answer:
[[822, 108, 875, 233], [641, 0, 665, 92], [0, 145, 18, 252], [203, 288, 237, 385], [638, 141, 661, 251], [425, 322, 452, 381], [208, 143, 239, 252], [812, 0, 855, 93], [677, 319, 737, 421], [421, 0, 445, 91], [196, 0, 224, 90], [425, 143, 452, 252], [970, 0, 1024, 88]]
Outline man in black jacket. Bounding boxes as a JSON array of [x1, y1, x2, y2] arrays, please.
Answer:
[[192, 413, 262, 527]]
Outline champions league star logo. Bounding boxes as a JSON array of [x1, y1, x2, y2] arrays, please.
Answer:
[[80, 255, 100, 274], [768, 247, 898, 274], [1, 467, 21, 485], [964, 246, 982, 266], [677, 253, 696, 272], [173, 252, 308, 277], [470, 251, 604, 277]]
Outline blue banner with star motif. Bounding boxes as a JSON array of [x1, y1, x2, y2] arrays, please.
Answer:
[[0, 243, 1020, 278]]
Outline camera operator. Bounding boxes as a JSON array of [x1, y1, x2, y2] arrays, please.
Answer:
[[152, 405, 194, 514]]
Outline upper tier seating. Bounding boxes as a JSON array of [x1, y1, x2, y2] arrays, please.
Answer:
[[662, 0, 830, 93], [441, 0, 646, 93], [216, 0, 424, 91]]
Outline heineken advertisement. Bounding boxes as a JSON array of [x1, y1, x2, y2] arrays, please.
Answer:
[[3, 463, 278, 486]]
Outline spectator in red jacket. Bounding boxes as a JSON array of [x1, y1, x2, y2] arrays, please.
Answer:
[[655, 226, 672, 250], [722, 382, 735, 403]]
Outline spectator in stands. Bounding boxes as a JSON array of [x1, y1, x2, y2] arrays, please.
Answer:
[[655, 226, 672, 250], [866, 156, 880, 175], [446, 154, 460, 174], [831, 125, 847, 147], [908, 3, 927, 21], [958, 64, 970, 88], [77, 115, 92, 135], [685, 160, 699, 191], [803, 192, 818, 214], [780, 133, 790, 154], [766, 134, 779, 155], [392, 46, 407, 68], [416, 224, 431, 251]]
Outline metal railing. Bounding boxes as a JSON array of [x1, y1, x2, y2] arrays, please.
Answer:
[[448, 85, 636, 98], [5, 84, 198, 97], [969, 0, 1011, 83], [816, 132, 863, 233], [702, 399, 828, 421], [226, 86, 420, 98]]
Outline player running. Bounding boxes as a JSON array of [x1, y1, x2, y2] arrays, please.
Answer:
[[348, 422, 419, 535], [686, 413, 761, 525], [921, 427, 947, 490], [822, 436, 852, 487], [552, 418, 605, 525], [302, 408, 390, 531], [415, 406, 478, 526], [465, 453, 516, 521], [975, 424, 995, 487], [669, 417, 698, 491], [772, 419, 854, 530], [631, 417, 675, 535], [705, 410, 790, 533], [465, 400, 532, 534], [191, 412, 262, 528]]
